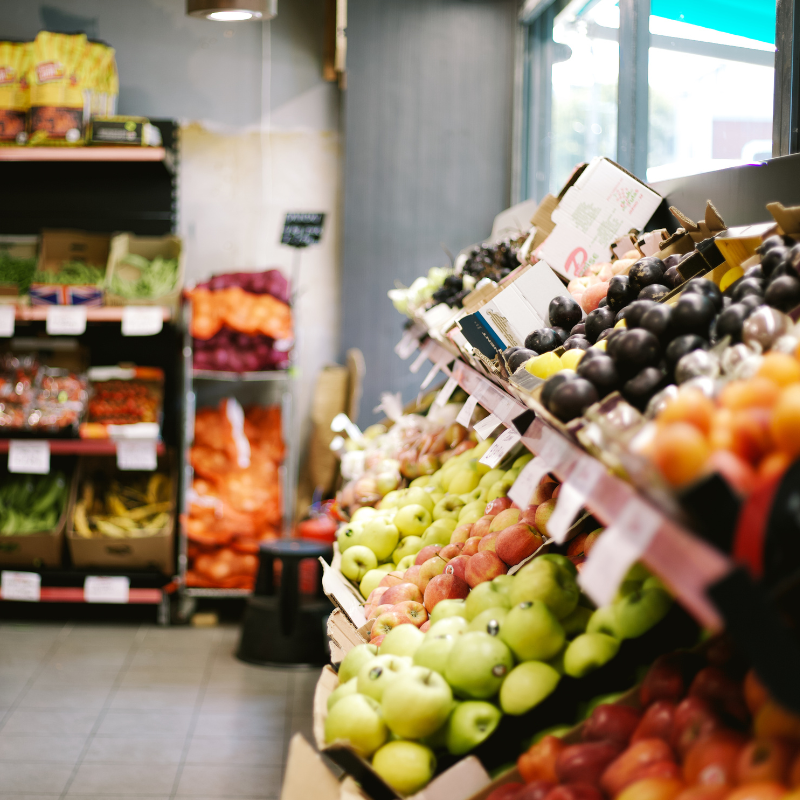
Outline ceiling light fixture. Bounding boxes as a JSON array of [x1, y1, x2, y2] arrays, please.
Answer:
[[187, 0, 277, 21]]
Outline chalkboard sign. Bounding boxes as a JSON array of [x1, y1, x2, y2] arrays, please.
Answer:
[[281, 213, 325, 248]]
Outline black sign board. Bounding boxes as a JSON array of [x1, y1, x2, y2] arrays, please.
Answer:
[[281, 213, 325, 248]]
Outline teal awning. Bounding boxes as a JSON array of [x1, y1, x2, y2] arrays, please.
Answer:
[[650, 0, 776, 45]]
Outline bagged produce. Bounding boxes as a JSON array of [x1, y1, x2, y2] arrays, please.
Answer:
[[0, 41, 31, 142]]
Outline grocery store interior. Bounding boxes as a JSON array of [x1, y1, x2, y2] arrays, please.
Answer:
[[0, 0, 799, 799]]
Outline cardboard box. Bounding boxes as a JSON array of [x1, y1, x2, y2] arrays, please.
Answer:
[[280, 733, 344, 800]]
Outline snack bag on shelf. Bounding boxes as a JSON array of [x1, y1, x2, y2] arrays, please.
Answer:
[[0, 41, 31, 143], [77, 40, 107, 122]]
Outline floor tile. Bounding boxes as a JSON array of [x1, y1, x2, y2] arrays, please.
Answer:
[[108, 686, 201, 711], [83, 735, 185, 764], [16, 685, 110, 710], [1, 709, 99, 737], [96, 710, 193, 738], [31, 666, 120, 688], [0, 762, 73, 793], [119, 667, 206, 688], [192, 711, 286, 739], [0, 795, 65, 799], [200, 690, 287, 715], [175, 764, 282, 798], [66, 763, 179, 795], [185, 736, 285, 767], [0, 733, 87, 763]]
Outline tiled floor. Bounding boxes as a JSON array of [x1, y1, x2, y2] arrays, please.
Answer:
[[0, 622, 320, 799]]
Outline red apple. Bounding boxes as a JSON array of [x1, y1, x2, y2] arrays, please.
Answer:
[[415, 544, 443, 565], [378, 571, 405, 589], [496, 523, 546, 566], [368, 603, 393, 620], [736, 739, 795, 785], [381, 582, 423, 606], [485, 497, 513, 516], [724, 783, 789, 800], [440, 542, 464, 560], [370, 634, 385, 647], [584, 529, 602, 555], [472, 515, 496, 539], [689, 666, 749, 723], [366, 586, 389, 606], [478, 531, 502, 553], [671, 697, 722, 757], [393, 600, 428, 627], [418, 556, 448, 591], [552, 484, 562, 499], [744, 670, 769, 717], [372, 610, 410, 637], [543, 785, 604, 800], [601, 739, 675, 797], [465, 550, 508, 588], [419, 620, 430, 633], [531, 478, 557, 505], [674, 787, 729, 800], [683, 731, 746, 786], [450, 524, 473, 544], [402, 565, 423, 589], [463, 536, 483, 556], [534, 499, 557, 536], [520, 505, 539, 527], [632, 701, 676, 744], [616, 777, 684, 800], [490, 508, 521, 533], [424, 573, 470, 611], [641, 655, 686, 706], [519, 736, 564, 784], [445, 554, 470, 582], [486, 784, 524, 800], [556, 741, 624, 786], [567, 532, 588, 557], [517, 781, 556, 800], [582, 703, 641, 746]]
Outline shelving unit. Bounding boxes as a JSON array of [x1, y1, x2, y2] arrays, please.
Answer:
[[0, 440, 167, 456], [14, 306, 173, 322], [0, 147, 167, 163]]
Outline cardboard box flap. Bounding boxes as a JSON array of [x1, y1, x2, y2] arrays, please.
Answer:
[[669, 201, 726, 242], [767, 201, 800, 235], [281, 734, 342, 800], [321, 559, 368, 629], [411, 757, 491, 800]]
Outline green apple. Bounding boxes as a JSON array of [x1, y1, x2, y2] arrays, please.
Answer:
[[359, 518, 400, 561], [360, 568, 388, 600], [433, 495, 465, 521], [626, 562, 651, 582], [429, 599, 468, 625], [513, 453, 533, 469], [421, 525, 453, 547], [445, 700, 502, 755], [396, 554, 416, 572], [338, 642, 378, 683], [445, 631, 513, 700], [381, 665, 453, 738], [352, 507, 378, 523], [487, 480, 511, 501], [429, 491, 445, 504], [377, 562, 396, 573], [327, 676, 358, 710], [547, 648, 566, 675], [379, 624, 425, 658], [461, 487, 488, 505], [324, 693, 388, 757], [536, 553, 578, 577], [560, 605, 593, 637], [468, 607, 509, 636], [394, 504, 432, 538], [458, 500, 487, 525], [341, 545, 378, 583], [643, 575, 666, 592], [413, 634, 456, 675], [392, 536, 424, 564], [428, 616, 469, 637], [371, 740, 436, 796], [379, 490, 404, 509], [397, 487, 435, 514], [337, 521, 364, 553], [448, 465, 480, 495], [471, 439, 494, 460], [500, 601, 565, 662], [499, 661, 560, 715], [586, 605, 617, 636], [509, 558, 579, 619], [614, 588, 672, 639], [478, 468, 505, 490], [357, 654, 412, 701], [465, 580, 512, 620], [409, 476, 431, 488], [563, 633, 620, 678]]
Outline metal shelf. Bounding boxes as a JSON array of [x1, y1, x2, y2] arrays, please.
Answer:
[[191, 369, 290, 382], [0, 439, 166, 455], [182, 587, 252, 598], [14, 306, 173, 322], [0, 586, 164, 604], [0, 147, 167, 163]]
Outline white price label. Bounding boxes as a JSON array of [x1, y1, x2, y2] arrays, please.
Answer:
[[456, 395, 479, 427], [509, 456, 548, 509], [409, 350, 428, 374], [116, 439, 158, 471], [579, 499, 662, 606], [479, 428, 521, 469], [547, 458, 605, 544], [0, 305, 15, 337], [420, 363, 441, 391], [84, 576, 130, 604], [473, 413, 501, 441], [495, 396, 523, 423], [539, 427, 568, 468], [122, 306, 163, 337], [8, 441, 50, 474], [394, 331, 419, 360], [1, 571, 41, 602], [434, 376, 459, 408], [46, 306, 86, 335]]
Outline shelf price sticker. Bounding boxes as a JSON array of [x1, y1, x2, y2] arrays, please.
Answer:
[[420, 355, 454, 391], [0, 305, 14, 337], [434, 376, 459, 408], [116, 439, 158, 471], [84, 576, 130, 604], [479, 428, 521, 469], [409, 349, 429, 374], [122, 307, 163, 337], [546, 458, 605, 544], [1, 571, 41, 602], [395, 330, 420, 360], [8, 440, 50, 474], [579, 498, 662, 607], [473, 413, 501, 441], [509, 456, 549, 509], [456, 395, 479, 428], [46, 306, 87, 336]]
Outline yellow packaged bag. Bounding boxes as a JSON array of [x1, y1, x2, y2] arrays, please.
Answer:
[[29, 31, 87, 144], [0, 41, 31, 143], [78, 41, 107, 121]]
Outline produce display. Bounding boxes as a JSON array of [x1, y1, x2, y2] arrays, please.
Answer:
[[72, 470, 172, 539], [32, 262, 105, 287], [187, 269, 293, 373], [0, 250, 36, 294], [0, 472, 67, 534], [185, 400, 284, 590], [106, 253, 179, 301], [87, 376, 161, 426]]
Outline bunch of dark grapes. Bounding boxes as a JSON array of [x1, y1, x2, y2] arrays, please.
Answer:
[[432, 275, 467, 307]]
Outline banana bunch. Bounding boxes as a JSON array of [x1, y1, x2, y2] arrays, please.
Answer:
[[73, 472, 172, 539]]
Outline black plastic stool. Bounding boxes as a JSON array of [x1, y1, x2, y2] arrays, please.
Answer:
[[236, 538, 333, 667]]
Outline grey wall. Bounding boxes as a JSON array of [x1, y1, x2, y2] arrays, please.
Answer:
[[341, 0, 518, 425]]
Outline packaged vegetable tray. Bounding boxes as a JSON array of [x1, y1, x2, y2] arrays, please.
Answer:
[[104, 233, 184, 313]]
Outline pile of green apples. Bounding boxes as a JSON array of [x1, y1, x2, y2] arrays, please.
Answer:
[[324, 555, 674, 797]]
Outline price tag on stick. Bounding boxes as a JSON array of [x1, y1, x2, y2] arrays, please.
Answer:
[[0, 305, 15, 337], [1, 571, 41, 602], [479, 428, 521, 468], [46, 306, 86, 336], [122, 307, 163, 336], [434, 376, 459, 408], [409, 350, 428, 374], [8, 441, 50, 475], [456, 395, 478, 428], [509, 456, 548, 509], [394, 331, 419, 360], [546, 458, 605, 544], [116, 440, 158, 471], [84, 576, 130, 604], [473, 413, 501, 441]]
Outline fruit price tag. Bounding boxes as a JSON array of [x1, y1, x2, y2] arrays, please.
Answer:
[[1, 571, 41, 602], [579, 498, 662, 606], [434, 376, 459, 408], [456, 395, 479, 427], [546, 458, 605, 544], [8, 441, 50, 475], [121, 306, 163, 336], [409, 349, 428, 374], [479, 428, 521, 469], [116, 439, 158, 471], [46, 306, 87, 336], [473, 413, 501, 440], [394, 330, 419, 360], [538, 426, 569, 468], [0, 305, 15, 337], [84, 576, 130, 604], [509, 456, 548, 508]]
